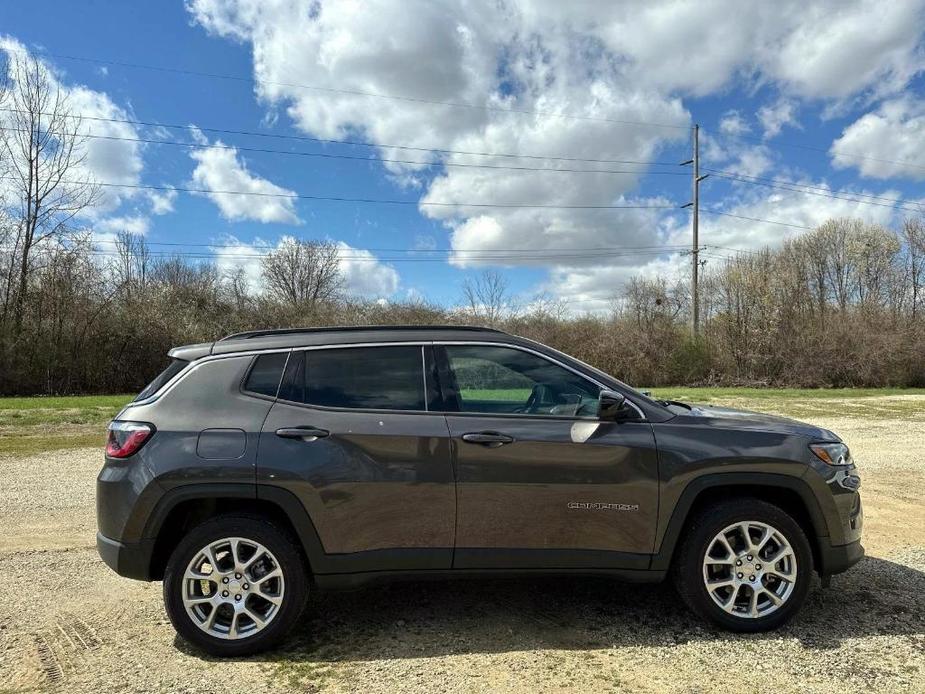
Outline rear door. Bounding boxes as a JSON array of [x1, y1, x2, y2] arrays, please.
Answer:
[[438, 343, 659, 569], [257, 344, 455, 571]]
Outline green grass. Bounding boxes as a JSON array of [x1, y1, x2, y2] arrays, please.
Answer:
[[643, 387, 925, 401], [0, 394, 132, 455], [644, 386, 925, 420], [461, 388, 532, 401]]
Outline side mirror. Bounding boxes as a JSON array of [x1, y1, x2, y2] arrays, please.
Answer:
[[597, 389, 628, 421]]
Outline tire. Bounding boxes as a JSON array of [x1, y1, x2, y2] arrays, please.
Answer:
[[672, 498, 813, 632], [163, 514, 309, 657]]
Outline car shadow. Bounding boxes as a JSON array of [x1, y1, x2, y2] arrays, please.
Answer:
[[178, 555, 925, 663]]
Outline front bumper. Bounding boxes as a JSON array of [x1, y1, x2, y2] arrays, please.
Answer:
[[96, 531, 155, 581], [817, 538, 864, 576]]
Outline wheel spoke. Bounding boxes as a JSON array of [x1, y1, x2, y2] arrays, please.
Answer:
[[255, 568, 282, 585], [767, 567, 796, 582], [707, 577, 736, 590], [762, 588, 783, 606], [720, 584, 742, 613], [204, 605, 220, 631], [245, 606, 267, 630], [183, 594, 217, 608], [748, 586, 760, 617], [754, 527, 772, 553], [738, 523, 753, 551], [765, 547, 794, 565]]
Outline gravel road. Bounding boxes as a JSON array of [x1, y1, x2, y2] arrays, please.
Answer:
[[1, 404, 923, 692]]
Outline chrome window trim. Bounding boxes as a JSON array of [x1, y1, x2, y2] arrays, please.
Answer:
[[125, 338, 645, 420]]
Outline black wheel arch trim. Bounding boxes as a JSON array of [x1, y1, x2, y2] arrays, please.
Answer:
[[649, 472, 832, 572]]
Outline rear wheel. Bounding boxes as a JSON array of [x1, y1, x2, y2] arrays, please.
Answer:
[[673, 499, 813, 631], [163, 515, 308, 656]]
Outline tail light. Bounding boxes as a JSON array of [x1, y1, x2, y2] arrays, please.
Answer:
[[106, 421, 155, 458]]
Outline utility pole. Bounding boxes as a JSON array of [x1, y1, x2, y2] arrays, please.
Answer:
[[681, 124, 708, 337]]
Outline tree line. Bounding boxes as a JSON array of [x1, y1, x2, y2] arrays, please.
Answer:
[[1, 53, 923, 395]]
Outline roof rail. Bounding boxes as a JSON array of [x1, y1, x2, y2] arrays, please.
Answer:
[[218, 325, 504, 341]]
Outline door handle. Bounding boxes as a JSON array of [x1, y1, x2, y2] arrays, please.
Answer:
[[275, 427, 330, 441], [461, 432, 514, 447]]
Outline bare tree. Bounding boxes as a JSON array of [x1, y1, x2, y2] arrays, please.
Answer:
[[902, 218, 925, 320], [0, 53, 100, 333], [261, 239, 343, 309], [461, 269, 512, 326], [110, 231, 151, 298]]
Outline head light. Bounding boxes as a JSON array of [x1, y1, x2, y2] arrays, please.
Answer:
[[809, 442, 851, 466]]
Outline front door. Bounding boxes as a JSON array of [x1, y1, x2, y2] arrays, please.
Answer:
[[257, 344, 455, 572], [437, 344, 659, 569]]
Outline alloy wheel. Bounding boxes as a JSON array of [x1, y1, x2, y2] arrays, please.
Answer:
[[701, 520, 797, 618], [181, 537, 285, 640]]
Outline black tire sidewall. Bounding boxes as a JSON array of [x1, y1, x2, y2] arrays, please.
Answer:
[[675, 499, 813, 632], [163, 515, 308, 657]]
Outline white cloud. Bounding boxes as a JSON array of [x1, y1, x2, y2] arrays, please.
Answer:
[[830, 97, 925, 180], [0, 38, 145, 212], [757, 98, 799, 139], [146, 187, 178, 215], [96, 214, 151, 236], [719, 111, 751, 136], [188, 131, 301, 224], [336, 241, 400, 297], [212, 236, 400, 297]]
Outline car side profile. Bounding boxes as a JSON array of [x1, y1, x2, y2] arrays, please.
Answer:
[[97, 326, 863, 656]]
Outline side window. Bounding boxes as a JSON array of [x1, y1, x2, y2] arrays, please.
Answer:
[[282, 346, 426, 411], [243, 352, 289, 397], [443, 345, 601, 417]]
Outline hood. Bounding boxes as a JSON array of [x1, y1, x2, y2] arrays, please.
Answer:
[[674, 403, 840, 441]]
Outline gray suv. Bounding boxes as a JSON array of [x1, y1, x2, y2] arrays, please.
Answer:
[[97, 326, 863, 656]]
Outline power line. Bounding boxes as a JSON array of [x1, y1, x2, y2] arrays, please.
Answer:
[[0, 107, 682, 167], [708, 170, 925, 214], [705, 168, 925, 210], [0, 175, 677, 210], [701, 210, 813, 230], [0, 125, 691, 177], [7, 49, 691, 130], [704, 127, 925, 174]]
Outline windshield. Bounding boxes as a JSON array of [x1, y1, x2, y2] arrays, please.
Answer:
[[134, 358, 188, 402]]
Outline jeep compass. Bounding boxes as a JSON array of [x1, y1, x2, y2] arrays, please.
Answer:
[[96, 326, 863, 656]]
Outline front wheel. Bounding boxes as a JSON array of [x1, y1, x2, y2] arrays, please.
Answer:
[[163, 515, 308, 656], [673, 499, 813, 631]]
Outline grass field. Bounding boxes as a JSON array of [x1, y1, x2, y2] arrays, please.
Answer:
[[1, 388, 923, 455], [0, 394, 131, 454]]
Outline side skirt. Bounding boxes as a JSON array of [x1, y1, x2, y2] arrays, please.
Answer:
[[314, 567, 666, 590]]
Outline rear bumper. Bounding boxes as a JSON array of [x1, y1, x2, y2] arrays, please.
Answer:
[[96, 531, 155, 581], [817, 538, 864, 576]]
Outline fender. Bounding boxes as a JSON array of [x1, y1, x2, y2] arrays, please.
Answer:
[[648, 472, 830, 572]]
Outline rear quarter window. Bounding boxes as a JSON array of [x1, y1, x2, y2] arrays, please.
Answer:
[[134, 358, 188, 401], [243, 352, 289, 398]]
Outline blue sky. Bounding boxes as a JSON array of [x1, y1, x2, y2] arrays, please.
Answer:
[[2, 1, 925, 311]]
